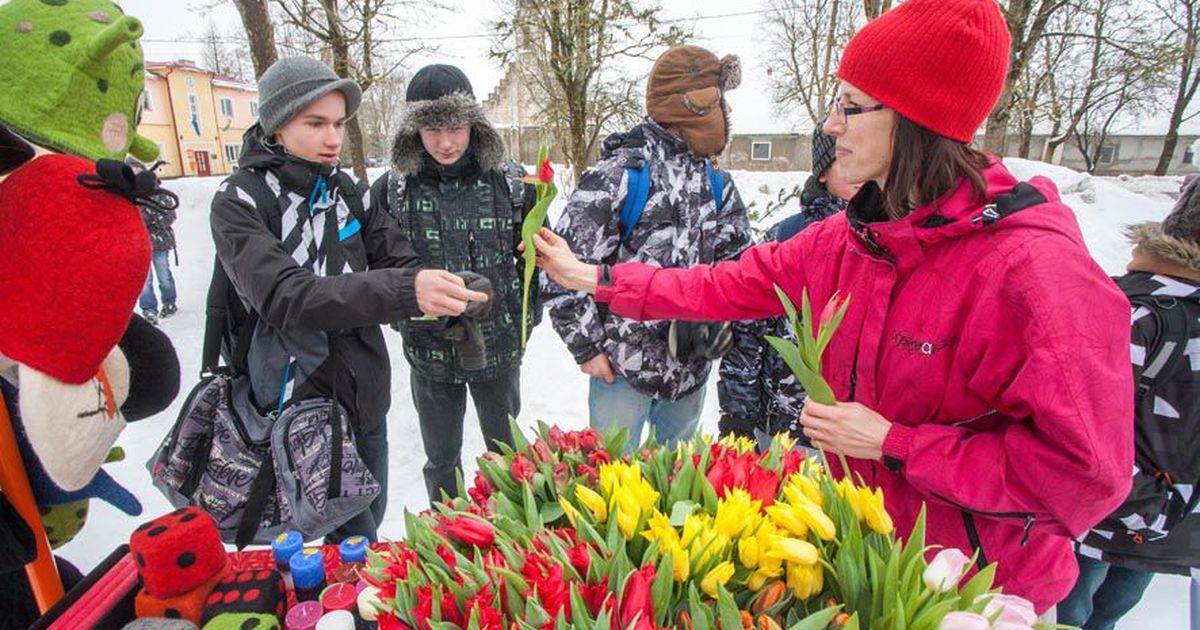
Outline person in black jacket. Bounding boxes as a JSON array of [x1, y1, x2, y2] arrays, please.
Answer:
[[128, 159, 178, 324], [210, 57, 486, 540], [370, 64, 542, 503], [717, 121, 860, 440], [1060, 177, 1200, 630]]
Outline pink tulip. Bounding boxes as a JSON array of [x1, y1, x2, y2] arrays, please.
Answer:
[[936, 612, 991, 630], [980, 594, 1038, 626], [819, 292, 841, 327], [923, 548, 971, 592]]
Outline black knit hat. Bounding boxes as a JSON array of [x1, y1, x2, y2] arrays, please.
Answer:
[[406, 64, 474, 103], [811, 117, 837, 178], [1163, 175, 1200, 241]]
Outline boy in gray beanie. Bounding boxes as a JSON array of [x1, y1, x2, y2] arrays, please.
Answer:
[[207, 56, 487, 541]]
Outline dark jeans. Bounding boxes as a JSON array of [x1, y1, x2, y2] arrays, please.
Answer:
[[1058, 552, 1155, 630], [412, 370, 519, 504], [326, 417, 388, 543]]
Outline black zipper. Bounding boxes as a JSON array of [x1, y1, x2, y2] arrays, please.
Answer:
[[931, 491, 1036, 568]]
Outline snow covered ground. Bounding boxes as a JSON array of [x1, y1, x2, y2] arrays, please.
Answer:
[[57, 160, 1189, 628]]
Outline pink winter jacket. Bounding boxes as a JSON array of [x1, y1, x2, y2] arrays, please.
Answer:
[[595, 161, 1133, 612]]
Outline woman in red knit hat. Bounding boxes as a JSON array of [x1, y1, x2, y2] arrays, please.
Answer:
[[532, 0, 1133, 616]]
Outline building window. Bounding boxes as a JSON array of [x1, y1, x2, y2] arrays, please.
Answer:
[[249, 101, 259, 118], [224, 143, 240, 165], [185, 76, 196, 89], [751, 141, 772, 161], [142, 89, 153, 112], [187, 94, 200, 117], [219, 97, 234, 118], [1185, 147, 1195, 165], [1099, 144, 1116, 164]]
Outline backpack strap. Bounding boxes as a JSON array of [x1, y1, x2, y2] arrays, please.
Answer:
[[202, 172, 279, 376], [619, 158, 651, 242], [706, 159, 725, 214], [1124, 284, 1200, 527]]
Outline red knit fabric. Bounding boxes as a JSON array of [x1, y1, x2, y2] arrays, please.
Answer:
[[837, 0, 1011, 143], [0, 154, 150, 384]]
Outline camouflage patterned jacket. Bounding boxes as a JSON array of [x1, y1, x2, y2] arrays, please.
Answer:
[[543, 119, 753, 400], [717, 182, 844, 438]]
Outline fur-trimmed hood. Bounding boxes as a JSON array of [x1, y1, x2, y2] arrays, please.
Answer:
[[390, 91, 505, 176], [1126, 221, 1200, 273]]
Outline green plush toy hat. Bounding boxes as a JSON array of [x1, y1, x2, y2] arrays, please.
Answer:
[[0, 0, 159, 162]]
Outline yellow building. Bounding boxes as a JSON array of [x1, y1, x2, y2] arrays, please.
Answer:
[[138, 60, 258, 178]]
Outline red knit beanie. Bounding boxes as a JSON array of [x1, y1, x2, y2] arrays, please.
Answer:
[[837, 0, 1010, 143], [0, 155, 150, 383]]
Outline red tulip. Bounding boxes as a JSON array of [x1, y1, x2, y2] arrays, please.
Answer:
[[553, 461, 570, 490], [411, 585, 463, 630], [510, 454, 535, 484], [466, 591, 504, 630], [531, 439, 555, 464], [619, 565, 657, 628], [566, 541, 591, 576], [746, 466, 780, 507], [781, 450, 804, 478], [588, 450, 613, 466], [578, 429, 602, 452], [468, 470, 496, 504], [442, 516, 496, 548], [377, 611, 413, 630]]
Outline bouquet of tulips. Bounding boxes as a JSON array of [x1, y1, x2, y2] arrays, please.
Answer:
[[361, 426, 1057, 630]]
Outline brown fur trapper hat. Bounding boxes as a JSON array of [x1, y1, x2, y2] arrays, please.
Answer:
[[646, 46, 741, 159]]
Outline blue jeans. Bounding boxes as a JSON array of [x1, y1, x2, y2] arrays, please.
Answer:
[[589, 375, 705, 449], [139, 250, 176, 312], [1058, 552, 1155, 630]]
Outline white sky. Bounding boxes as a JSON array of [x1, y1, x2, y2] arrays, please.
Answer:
[[111, 0, 1196, 136], [116, 0, 794, 134]]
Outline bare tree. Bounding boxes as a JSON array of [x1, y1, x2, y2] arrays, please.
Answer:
[[762, 0, 862, 127], [200, 19, 251, 81], [1152, 0, 1200, 175], [1034, 0, 1166, 170], [862, 0, 892, 20], [983, 0, 1070, 153], [357, 74, 407, 160], [272, 0, 439, 182], [491, 0, 689, 180], [230, 0, 279, 80]]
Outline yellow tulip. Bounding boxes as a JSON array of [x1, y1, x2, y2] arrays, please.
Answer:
[[575, 485, 607, 522], [747, 571, 770, 592], [700, 561, 736, 598], [765, 536, 819, 565], [860, 486, 894, 535], [681, 513, 710, 549], [715, 488, 762, 540], [786, 473, 824, 507], [668, 546, 690, 581], [738, 536, 760, 569], [786, 561, 823, 600], [560, 498, 579, 528], [765, 504, 809, 538], [617, 508, 637, 539], [836, 478, 865, 521], [781, 492, 836, 541]]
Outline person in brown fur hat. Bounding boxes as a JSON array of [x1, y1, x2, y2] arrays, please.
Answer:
[[1061, 176, 1200, 628], [542, 45, 752, 446]]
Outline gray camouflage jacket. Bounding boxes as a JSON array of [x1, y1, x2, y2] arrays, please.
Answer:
[[542, 119, 753, 400]]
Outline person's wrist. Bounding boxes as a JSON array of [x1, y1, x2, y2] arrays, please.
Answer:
[[574, 262, 599, 294]]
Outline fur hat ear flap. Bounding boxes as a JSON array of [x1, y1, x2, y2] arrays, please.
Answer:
[[719, 55, 742, 92]]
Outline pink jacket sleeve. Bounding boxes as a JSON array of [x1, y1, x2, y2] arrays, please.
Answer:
[[882, 235, 1134, 537], [597, 233, 812, 322]]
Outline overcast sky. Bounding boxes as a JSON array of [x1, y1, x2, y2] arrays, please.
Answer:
[[115, 0, 794, 134], [111, 0, 1195, 137]]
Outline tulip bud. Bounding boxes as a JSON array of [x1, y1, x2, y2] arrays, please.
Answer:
[[979, 593, 1038, 626], [936, 612, 991, 630], [757, 615, 784, 630], [751, 581, 787, 614], [922, 548, 971, 593]]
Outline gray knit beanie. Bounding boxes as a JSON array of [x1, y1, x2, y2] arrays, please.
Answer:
[[1163, 175, 1200, 241], [256, 57, 362, 136]]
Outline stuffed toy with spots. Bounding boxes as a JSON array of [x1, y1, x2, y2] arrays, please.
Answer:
[[0, 0, 160, 162]]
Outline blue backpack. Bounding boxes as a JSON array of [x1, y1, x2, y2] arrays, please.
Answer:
[[618, 157, 726, 241]]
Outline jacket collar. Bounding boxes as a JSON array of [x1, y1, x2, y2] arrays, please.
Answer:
[[844, 160, 1052, 272]]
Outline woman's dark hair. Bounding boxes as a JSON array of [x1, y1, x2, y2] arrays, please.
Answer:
[[883, 115, 991, 219]]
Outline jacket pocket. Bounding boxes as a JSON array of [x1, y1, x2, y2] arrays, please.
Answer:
[[932, 492, 1036, 571]]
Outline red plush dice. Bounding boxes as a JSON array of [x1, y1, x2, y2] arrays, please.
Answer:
[[130, 507, 228, 598]]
